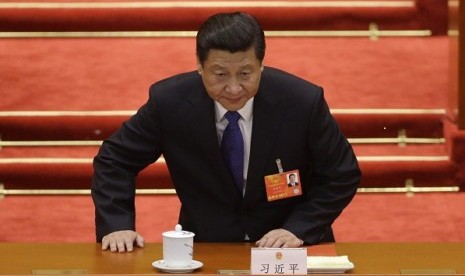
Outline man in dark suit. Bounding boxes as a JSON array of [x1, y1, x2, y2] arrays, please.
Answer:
[[92, 11, 360, 253]]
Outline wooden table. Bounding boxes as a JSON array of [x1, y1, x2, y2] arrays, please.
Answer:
[[1, 242, 464, 275]]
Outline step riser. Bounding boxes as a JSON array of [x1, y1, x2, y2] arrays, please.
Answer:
[[0, 2, 446, 35], [0, 113, 445, 140], [0, 160, 458, 189]]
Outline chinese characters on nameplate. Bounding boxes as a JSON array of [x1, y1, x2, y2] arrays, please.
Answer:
[[251, 248, 307, 275]]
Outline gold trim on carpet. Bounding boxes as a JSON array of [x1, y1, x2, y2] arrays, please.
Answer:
[[0, 186, 176, 196], [0, 109, 446, 117], [0, 30, 432, 38], [358, 186, 460, 193], [449, 30, 459, 37], [269, 30, 431, 37], [357, 156, 449, 161], [0, 157, 166, 164], [0, 141, 102, 147], [0, 186, 459, 197], [0, 137, 446, 147], [0, 1, 416, 9], [0, 158, 93, 164], [0, 156, 447, 163], [330, 108, 446, 114], [0, 110, 136, 116], [348, 137, 445, 144], [449, 0, 459, 8]]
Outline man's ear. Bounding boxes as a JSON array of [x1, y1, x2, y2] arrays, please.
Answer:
[[197, 60, 203, 75]]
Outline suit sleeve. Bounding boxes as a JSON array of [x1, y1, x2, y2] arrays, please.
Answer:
[[282, 89, 361, 244], [91, 88, 163, 242]]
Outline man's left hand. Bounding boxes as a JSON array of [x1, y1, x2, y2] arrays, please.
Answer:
[[255, 229, 304, 248]]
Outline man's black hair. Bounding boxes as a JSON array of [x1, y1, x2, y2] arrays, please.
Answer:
[[196, 12, 266, 64]]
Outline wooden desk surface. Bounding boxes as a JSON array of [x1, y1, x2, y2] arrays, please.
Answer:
[[1, 242, 464, 275]]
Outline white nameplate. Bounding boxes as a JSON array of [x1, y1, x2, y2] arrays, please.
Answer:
[[251, 248, 307, 275]]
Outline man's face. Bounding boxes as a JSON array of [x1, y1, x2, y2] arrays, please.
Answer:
[[198, 47, 263, 111]]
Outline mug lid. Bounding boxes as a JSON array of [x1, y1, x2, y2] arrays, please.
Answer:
[[162, 224, 195, 238]]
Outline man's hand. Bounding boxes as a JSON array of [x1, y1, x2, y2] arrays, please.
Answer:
[[255, 229, 304, 248], [101, 230, 145, 253]]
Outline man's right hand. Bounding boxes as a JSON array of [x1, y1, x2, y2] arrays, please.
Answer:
[[101, 230, 145, 253]]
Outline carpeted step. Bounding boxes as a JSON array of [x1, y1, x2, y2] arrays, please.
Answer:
[[0, 111, 446, 141], [0, 36, 449, 113], [0, 143, 459, 190], [354, 144, 458, 188], [0, 20, 457, 191], [359, 160, 457, 188], [0, 0, 448, 35], [0, 146, 172, 189]]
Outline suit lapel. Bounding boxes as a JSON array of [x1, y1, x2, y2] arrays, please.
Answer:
[[184, 86, 222, 164], [246, 85, 283, 191], [183, 84, 241, 196]]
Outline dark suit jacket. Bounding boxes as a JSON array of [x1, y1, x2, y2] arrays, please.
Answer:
[[92, 67, 360, 244]]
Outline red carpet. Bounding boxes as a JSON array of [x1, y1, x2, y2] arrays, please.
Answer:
[[1, 36, 462, 190], [0, 36, 449, 111], [1, 193, 464, 242]]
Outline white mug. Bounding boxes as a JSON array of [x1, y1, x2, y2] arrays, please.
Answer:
[[162, 224, 195, 268]]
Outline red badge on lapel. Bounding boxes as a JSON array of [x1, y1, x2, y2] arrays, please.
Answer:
[[264, 169, 302, 201]]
